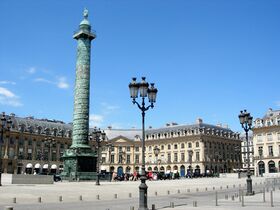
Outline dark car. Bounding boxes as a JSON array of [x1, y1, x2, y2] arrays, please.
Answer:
[[53, 174, 62, 182]]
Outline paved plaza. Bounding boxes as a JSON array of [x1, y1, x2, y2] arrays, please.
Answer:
[[0, 174, 280, 210]]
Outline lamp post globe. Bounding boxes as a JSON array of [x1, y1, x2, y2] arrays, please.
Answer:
[[129, 77, 158, 210], [238, 109, 254, 195]]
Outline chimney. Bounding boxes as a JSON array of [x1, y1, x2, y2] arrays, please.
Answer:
[[196, 118, 203, 124]]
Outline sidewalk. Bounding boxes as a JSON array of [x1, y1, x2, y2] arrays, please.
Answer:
[[164, 187, 280, 210]]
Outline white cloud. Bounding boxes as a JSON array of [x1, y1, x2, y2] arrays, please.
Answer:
[[89, 114, 104, 127], [34, 76, 70, 89], [34, 78, 53, 84], [276, 101, 280, 107], [27, 67, 36, 74], [57, 77, 69, 89], [0, 87, 22, 107], [0, 81, 16, 85]]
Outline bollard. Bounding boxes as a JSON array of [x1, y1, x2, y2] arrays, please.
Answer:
[[213, 187, 215, 190], [59, 196, 63, 202], [239, 184, 241, 188], [151, 204, 156, 210], [96, 194, 100, 200], [215, 191, 218, 206], [167, 190, 170, 195], [4, 207, 13, 210], [225, 195, 228, 200], [187, 189, 190, 192], [129, 193, 132, 198], [114, 194, 117, 199], [263, 188, 265, 202], [177, 189, 180, 194], [12, 198, 16, 204], [233, 184, 235, 188], [266, 187, 269, 192], [241, 190, 244, 207], [205, 187, 207, 191], [239, 189, 242, 202], [79, 195, 82, 201], [38, 197, 42, 203], [155, 191, 157, 196], [220, 186, 222, 190], [130, 207, 134, 210], [196, 188, 199, 192], [270, 191, 274, 207], [170, 202, 174, 208], [231, 195, 235, 201], [272, 187, 275, 191], [226, 185, 229, 189], [193, 201, 197, 207]]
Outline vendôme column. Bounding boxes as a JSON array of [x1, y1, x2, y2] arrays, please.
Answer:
[[62, 9, 97, 180]]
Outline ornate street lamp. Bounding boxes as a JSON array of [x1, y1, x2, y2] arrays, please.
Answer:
[[238, 109, 254, 195], [0, 112, 12, 186], [43, 137, 56, 174], [129, 77, 158, 210], [258, 147, 263, 177], [153, 146, 160, 171], [91, 127, 106, 186]]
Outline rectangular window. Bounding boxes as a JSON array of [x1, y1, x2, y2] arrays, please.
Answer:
[[258, 146, 263, 157], [196, 152, 200, 161], [188, 142, 192, 148], [135, 146, 139, 152], [110, 154, 115, 163], [126, 154, 130, 164], [181, 153, 185, 162], [257, 134, 263, 142], [118, 155, 123, 163], [267, 133, 273, 141], [126, 146, 130, 152], [52, 152, 56, 161], [167, 153, 171, 162], [118, 146, 122, 152], [174, 153, 178, 162], [135, 154, 139, 164], [161, 145, 164, 150], [268, 146, 273, 156], [101, 157, 106, 163]]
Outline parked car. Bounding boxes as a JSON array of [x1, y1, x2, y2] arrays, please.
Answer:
[[53, 174, 62, 182]]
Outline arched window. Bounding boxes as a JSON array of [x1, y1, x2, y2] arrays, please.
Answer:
[[181, 143, 185, 149]]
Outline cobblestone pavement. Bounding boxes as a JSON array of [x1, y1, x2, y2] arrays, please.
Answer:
[[0, 174, 279, 210]]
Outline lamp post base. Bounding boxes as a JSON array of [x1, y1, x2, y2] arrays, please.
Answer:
[[139, 175, 148, 210], [246, 176, 254, 196]]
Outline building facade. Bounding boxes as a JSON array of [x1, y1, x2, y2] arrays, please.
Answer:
[[253, 108, 280, 176], [102, 119, 241, 177], [0, 113, 241, 177]]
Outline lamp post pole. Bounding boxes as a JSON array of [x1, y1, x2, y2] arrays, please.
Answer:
[[258, 147, 263, 177], [188, 150, 193, 178], [238, 109, 253, 195], [43, 137, 56, 174], [234, 145, 241, 178], [129, 77, 158, 210], [153, 146, 160, 172], [91, 127, 106, 186], [0, 112, 12, 186]]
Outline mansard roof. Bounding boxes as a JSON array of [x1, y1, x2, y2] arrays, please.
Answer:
[[5, 112, 238, 140]]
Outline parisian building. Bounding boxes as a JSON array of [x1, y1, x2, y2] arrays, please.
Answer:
[[0, 113, 241, 176], [253, 108, 280, 176]]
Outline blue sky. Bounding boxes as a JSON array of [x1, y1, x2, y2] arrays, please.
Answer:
[[0, 0, 279, 132]]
